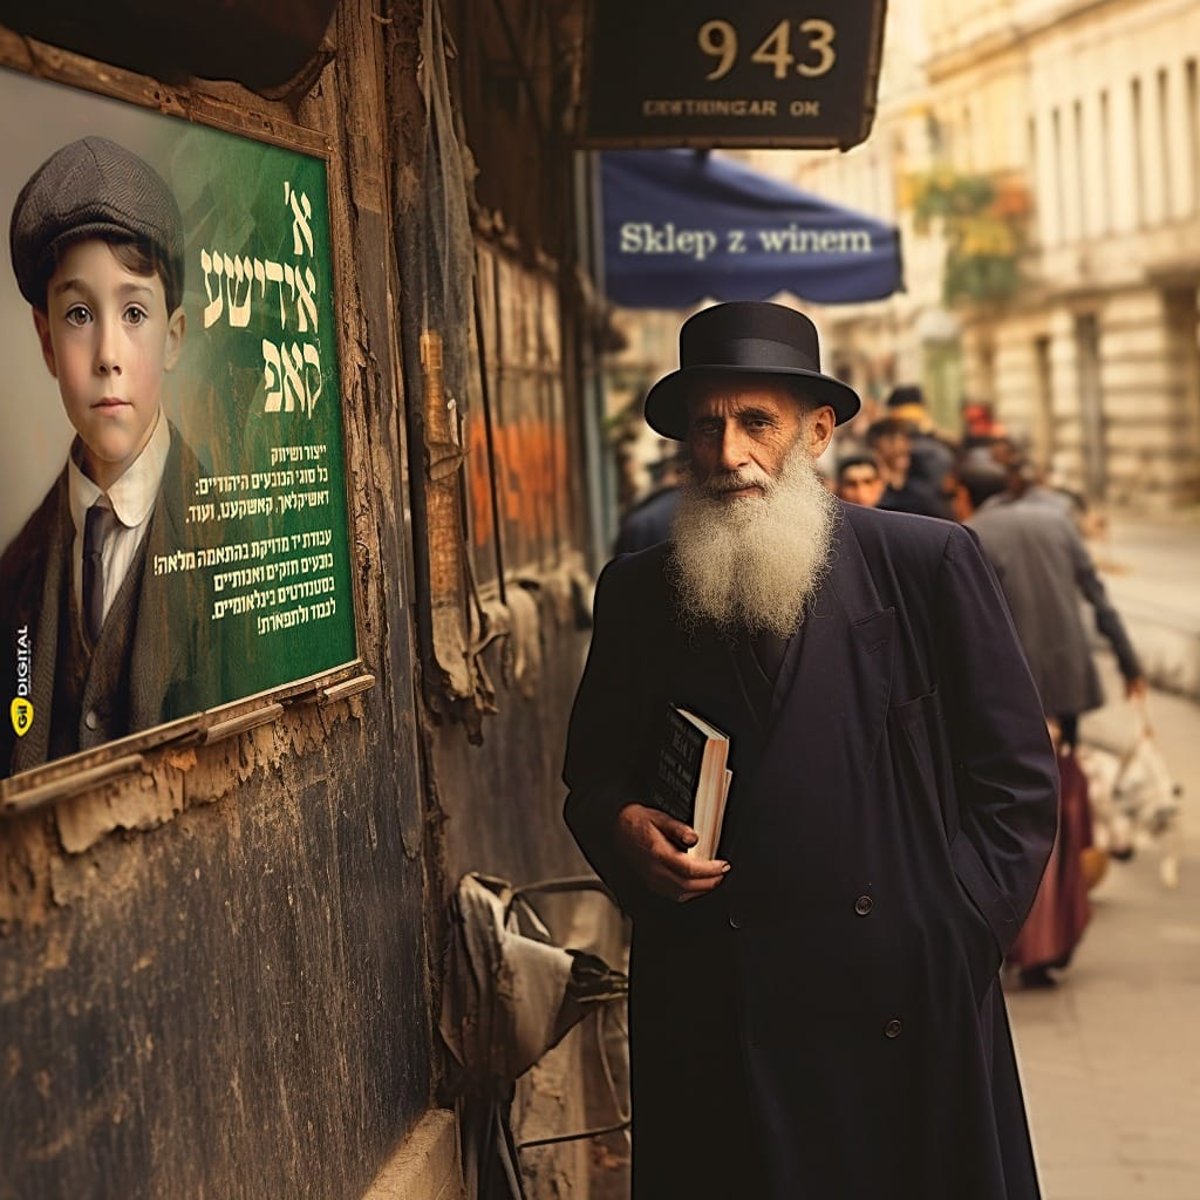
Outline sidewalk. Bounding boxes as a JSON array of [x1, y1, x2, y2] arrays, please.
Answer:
[[1008, 658, 1200, 1200], [1093, 516, 1200, 700]]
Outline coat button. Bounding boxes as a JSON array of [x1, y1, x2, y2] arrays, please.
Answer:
[[84, 709, 100, 731], [728, 912, 744, 930], [884, 1018, 903, 1039], [854, 894, 874, 916]]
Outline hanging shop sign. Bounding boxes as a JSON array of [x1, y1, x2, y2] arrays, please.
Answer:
[[580, 0, 888, 150], [0, 66, 358, 780]]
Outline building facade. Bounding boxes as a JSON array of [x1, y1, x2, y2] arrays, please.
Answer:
[[749, 0, 1200, 507]]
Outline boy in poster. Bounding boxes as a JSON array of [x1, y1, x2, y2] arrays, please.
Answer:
[[1, 136, 210, 778]]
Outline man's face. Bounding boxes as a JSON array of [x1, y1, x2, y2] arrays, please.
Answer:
[[33, 239, 184, 488], [686, 384, 835, 496], [673, 383, 839, 637], [838, 464, 884, 507], [873, 431, 911, 472]]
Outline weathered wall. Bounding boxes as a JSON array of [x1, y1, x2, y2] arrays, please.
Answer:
[[432, 583, 592, 890], [0, 0, 613, 1194], [393, 0, 600, 898], [1, 714, 431, 1200], [0, 3, 438, 1197]]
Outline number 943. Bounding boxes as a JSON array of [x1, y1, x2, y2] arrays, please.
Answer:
[[698, 17, 837, 82]]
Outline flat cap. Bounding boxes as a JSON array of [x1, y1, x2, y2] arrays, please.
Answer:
[[9, 136, 184, 309]]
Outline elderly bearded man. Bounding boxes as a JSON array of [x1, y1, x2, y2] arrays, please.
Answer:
[[563, 302, 1057, 1200]]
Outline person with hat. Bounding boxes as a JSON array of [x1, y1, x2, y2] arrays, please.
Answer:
[[882, 382, 958, 518], [865, 414, 953, 519], [563, 301, 1057, 1198], [1, 137, 211, 777]]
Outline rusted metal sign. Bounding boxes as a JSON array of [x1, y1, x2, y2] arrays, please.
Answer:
[[580, 0, 888, 150]]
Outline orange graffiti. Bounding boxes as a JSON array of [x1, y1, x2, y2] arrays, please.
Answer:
[[467, 415, 494, 548], [466, 411, 569, 559]]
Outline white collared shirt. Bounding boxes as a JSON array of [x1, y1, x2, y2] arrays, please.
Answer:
[[68, 412, 172, 633]]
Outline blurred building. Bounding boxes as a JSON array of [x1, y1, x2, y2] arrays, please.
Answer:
[[747, 0, 1200, 508]]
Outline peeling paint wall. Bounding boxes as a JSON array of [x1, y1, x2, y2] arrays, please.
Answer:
[[412, 8, 617, 1199], [431, 588, 592, 890], [0, 3, 437, 1197], [1, 722, 431, 1199]]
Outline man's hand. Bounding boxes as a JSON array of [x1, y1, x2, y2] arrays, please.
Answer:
[[613, 803, 730, 903], [1125, 675, 1148, 701]]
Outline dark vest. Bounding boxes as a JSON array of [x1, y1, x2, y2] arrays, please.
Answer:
[[48, 532, 150, 759]]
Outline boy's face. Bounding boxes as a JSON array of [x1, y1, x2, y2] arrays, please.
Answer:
[[33, 239, 185, 489]]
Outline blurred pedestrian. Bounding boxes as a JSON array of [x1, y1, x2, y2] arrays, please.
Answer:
[[885, 384, 957, 503], [565, 301, 1057, 1200], [962, 400, 1004, 440], [867, 417, 952, 518], [967, 458, 1146, 724], [835, 454, 885, 507], [613, 450, 685, 555], [959, 462, 1146, 987]]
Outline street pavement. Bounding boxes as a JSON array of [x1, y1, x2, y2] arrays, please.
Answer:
[[1009, 657, 1200, 1200], [1093, 516, 1200, 699]]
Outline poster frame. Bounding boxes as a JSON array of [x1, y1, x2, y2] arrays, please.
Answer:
[[0, 30, 374, 811]]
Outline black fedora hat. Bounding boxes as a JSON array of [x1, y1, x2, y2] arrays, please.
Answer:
[[644, 301, 860, 440]]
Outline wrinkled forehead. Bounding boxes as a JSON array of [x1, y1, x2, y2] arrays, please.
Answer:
[[685, 380, 814, 421]]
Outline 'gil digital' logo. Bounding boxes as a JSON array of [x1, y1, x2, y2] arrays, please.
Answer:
[[11, 625, 33, 737]]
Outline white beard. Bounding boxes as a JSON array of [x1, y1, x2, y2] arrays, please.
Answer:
[[669, 445, 838, 638]]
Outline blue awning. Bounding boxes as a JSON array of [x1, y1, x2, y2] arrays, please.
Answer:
[[601, 150, 903, 309]]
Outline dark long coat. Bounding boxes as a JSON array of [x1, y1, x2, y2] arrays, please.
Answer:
[[564, 502, 1058, 1199]]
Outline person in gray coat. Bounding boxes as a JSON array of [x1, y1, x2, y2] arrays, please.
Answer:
[[962, 464, 1146, 747], [961, 463, 1145, 987]]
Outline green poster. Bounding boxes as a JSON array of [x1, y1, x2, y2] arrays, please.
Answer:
[[0, 68, 357, 780]]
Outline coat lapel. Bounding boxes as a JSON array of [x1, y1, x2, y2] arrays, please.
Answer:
[[657, 512, 895, 809], [129, 428, 191, 726], [12, 474, 71, 774], [129, 484, 170, 719]]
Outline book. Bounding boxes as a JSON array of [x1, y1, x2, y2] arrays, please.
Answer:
[[649, 705, 733, 862]]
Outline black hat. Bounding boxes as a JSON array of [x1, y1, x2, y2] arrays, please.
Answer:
[[10, 136, 184, 309], [644, 301, 860, 440], [885, 384, 926, 409]]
